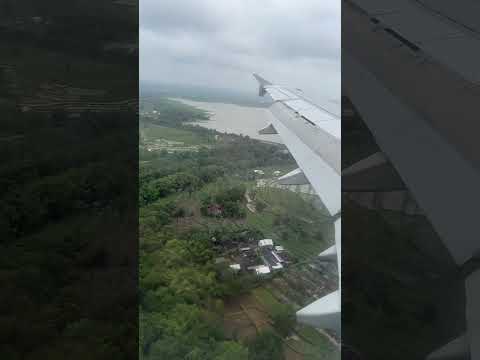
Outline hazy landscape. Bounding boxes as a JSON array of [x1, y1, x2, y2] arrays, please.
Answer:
[[138, 94, 339, 360]]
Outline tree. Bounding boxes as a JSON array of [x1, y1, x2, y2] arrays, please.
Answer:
[[255, 199, 268, 212], [186, 234, 214, 264], [248, 331, 284, 360], [198, 165, 225, 183], [173, 206, 186, 218], [148, 336, 187, 360], [271, 304, 296, 337], [214, 341, 249, 360]]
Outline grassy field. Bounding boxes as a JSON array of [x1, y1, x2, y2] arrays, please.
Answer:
[[291, 326, 339, 360], [141, 123, 213, 145], [246, 187, 334, 261], [252, 288, 281, 315]]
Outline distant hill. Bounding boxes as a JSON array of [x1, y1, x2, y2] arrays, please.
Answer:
[[140, 81, 269, 107]]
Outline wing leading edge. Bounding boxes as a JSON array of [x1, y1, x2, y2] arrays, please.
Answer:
[[253, 74, 341, 333]]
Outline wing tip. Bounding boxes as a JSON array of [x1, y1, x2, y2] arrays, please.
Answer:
[[253, 73, 272, 86]]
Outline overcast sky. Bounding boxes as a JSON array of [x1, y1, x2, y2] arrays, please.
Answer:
[[140, 0, 340, 107]]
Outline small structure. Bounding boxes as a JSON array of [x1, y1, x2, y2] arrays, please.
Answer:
[[241, 249, 261, 270], [207, 204, 223, 216], [254, 265, 271, 275], [229, 264, 241, 271], [258, 239, 273, 247], [275, 246, 285, 252], [271, 251, 284, 263], [271, 263, 284, 270], [261, 250, 282, 270]]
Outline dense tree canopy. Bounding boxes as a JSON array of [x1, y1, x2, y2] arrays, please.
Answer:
[[248, 331, 284, 360]]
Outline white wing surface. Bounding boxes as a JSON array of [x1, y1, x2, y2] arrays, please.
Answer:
[[253, 74, 341, 333]]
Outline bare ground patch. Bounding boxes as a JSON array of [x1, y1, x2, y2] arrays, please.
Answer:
[[223, 294, 273, 342]]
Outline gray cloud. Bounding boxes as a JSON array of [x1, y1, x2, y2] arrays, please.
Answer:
[[140, 0, 340, 107], [141, 0, 221, 34]]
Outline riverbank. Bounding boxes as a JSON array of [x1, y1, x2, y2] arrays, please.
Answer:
[[170, 97, 283, 143]]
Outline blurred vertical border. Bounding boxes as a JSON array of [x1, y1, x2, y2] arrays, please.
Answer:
[[0, 1, 138, 359], [342, 0, 479, 358]]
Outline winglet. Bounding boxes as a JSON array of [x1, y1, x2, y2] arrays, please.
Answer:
[[253, 73, 272, 97], [253, 73, 272, 86]]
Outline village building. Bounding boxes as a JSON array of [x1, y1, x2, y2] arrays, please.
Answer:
[[240, 248, 261, 270], [258, 239, 273, 247], [229, 264, 241, 272], [254, 265, 271, 275], [232, 237, 291, 276], [271, 251, 284, 264], [271, 263, 283, 270], [261, 248, 283, 271]]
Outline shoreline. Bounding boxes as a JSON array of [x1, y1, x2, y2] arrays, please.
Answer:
[[170, 97, 283, 144]]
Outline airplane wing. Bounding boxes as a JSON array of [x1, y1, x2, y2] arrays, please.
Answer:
[[253, 74, 341, 333], [342, 1, 480, 358]]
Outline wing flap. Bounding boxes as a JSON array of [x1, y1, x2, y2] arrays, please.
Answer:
[[268, 101, 341, 215], [296, 290, 340, 332]]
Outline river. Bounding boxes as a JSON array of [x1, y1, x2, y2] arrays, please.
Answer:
[[171, 98, 282, 143]]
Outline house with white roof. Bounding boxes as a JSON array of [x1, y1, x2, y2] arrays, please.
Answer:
[[254, 265, 271, 275], [258, 239, 273, 247]]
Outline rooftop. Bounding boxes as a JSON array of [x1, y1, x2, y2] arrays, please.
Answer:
[[254, 265, 271, 275], [258, 239, 273, 247], [229, 264, 241, 271]]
